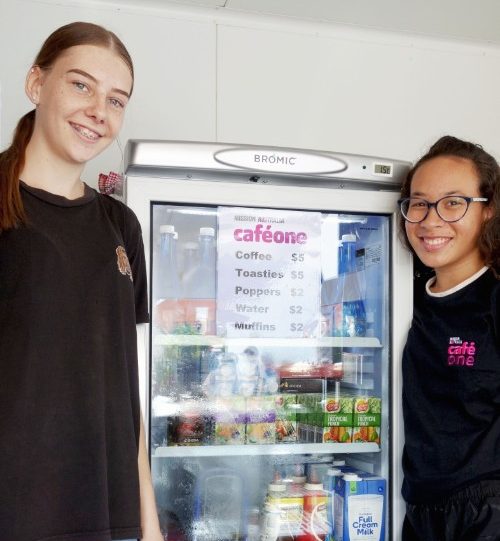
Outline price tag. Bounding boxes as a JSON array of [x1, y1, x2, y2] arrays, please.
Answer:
[[216, 206, 321, 338]]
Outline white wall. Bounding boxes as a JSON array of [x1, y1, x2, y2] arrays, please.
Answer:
[[1, 0, 499, 189]]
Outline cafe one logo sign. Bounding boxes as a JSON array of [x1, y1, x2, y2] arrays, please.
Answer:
[[214, 148, 347, 174]]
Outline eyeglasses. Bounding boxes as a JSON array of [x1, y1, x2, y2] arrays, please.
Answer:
[[398, 195, 488, 223]]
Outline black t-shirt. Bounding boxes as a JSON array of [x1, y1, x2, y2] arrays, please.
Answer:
[[0, 182, 149, 541], [402, 267, 500, 504]]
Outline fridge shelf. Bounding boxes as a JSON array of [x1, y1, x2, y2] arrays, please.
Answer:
[[153, 334, 382, 348], [152, 442, 380, 458]]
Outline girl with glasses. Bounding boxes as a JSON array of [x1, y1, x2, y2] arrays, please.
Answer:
[[0, 22, 163, 541], [399, 135, 500, 540]]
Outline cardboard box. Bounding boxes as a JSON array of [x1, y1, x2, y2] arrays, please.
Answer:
[[275, 394, 297, 443], [213, 396, 246, 445], [352, 396, 381, 445], [333, 474, 386, 541]]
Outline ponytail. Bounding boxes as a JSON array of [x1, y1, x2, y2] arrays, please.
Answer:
[[0, 109, 35, 232]]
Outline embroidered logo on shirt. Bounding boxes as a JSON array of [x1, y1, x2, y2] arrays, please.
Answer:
[[116, 246, 133, 282], [447, 337, 476, 367]]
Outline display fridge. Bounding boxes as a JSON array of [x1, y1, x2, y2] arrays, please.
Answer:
[[122, 140, 413, 541]]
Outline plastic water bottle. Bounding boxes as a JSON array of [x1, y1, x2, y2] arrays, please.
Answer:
[[183, 227, 216, 298], [154, 225, 184, 333], [181, 227, 217, 334], [338, 234, 357, 274], [179, 241, 198, 286], [197, 227, 216, 299], [334, 233, 366, 337], [156, 225, 180, 300], [297, 480, 328, 541]]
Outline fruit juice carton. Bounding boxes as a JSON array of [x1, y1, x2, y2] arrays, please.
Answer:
[[275, 394, 298, 443], [246, 422, 276, 444], [245, 396, 276, 445], [295, 393, 322, 443], [295, 393, 309, 425], [333, 473, 386, 541], [306, 392, 325, 422], [316, 395, 355, 444], [352, 397, 381, 445], [245, 395, 276, 422], [176, 410, 205, 446], [320, 425, 353, 444], [317, 396, 355, 426], [174, 398, 207, 446], [214, 423, 245, 445], [213, 396, 246, 445]]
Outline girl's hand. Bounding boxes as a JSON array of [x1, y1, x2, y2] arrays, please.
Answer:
[[141, 528, 164, 541]]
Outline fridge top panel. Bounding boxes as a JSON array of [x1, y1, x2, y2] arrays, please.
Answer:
[[125, 140, 411, 191]]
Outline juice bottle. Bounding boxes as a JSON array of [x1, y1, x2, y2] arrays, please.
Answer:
[[297, 480, 328, 541], [261, 474, 304, 541]]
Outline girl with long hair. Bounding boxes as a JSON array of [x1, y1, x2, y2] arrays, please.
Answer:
[[0, 21, 163, 541]]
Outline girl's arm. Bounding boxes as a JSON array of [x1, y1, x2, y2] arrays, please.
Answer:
[[138, 414, 164, 541]]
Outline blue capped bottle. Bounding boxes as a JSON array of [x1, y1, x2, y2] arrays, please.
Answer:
[[338, 234, 357, 274], [334, 234, 366, 337]]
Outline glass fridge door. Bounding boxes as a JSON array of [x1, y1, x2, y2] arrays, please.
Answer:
[[150, 202, 390, 541]]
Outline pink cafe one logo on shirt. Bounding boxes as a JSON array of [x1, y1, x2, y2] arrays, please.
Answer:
[[447, 337, 476, 367]]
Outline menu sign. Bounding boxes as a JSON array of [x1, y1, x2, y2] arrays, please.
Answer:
[[217, 206, 321, 338]]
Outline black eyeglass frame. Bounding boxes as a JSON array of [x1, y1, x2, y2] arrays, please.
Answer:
[[397, 196, 489, 223]]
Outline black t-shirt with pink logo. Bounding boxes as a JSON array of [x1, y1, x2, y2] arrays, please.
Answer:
[[0, 182, 148, 541], [402, 267, 500, 504]]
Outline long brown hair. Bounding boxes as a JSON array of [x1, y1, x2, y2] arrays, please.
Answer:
[[0, 21, 134, 233], [399, 135, 500, 274]]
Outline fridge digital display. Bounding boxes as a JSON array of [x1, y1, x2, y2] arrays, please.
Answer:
[[149, 202, 390, 540]]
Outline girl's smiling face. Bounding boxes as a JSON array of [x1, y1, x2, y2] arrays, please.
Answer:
[[405, 155, 492, 290], [26, 44, 132, 166]]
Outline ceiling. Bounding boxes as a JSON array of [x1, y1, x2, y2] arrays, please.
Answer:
[[113, 0, 500, 46]]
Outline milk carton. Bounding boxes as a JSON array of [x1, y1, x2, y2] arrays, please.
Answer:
[[333, 473, 386, 541]]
